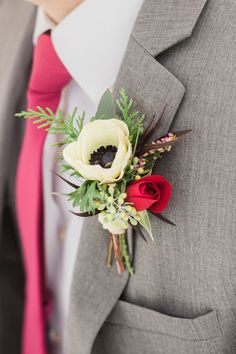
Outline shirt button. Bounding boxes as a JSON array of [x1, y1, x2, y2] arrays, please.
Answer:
[[49, 329, 61, 345], [58, 227, 66, 241]]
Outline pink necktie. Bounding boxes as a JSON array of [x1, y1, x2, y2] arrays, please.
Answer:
[[16, 33, 71, 354]]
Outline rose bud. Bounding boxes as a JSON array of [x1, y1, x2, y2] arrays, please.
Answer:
[[126, 175, 172, 213]]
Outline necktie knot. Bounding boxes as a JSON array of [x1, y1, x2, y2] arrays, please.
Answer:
[[28, 33, 71, 96]]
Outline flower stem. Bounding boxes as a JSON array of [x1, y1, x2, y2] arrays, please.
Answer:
[[111, 234, 125, 275], [119, 234, 134, 276], [107, 235, 113, 267]]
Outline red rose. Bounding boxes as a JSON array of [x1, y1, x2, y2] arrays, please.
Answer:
[[126, 175, 172, 213]]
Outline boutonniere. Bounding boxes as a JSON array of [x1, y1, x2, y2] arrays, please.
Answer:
[[16, 89, 190, 275]]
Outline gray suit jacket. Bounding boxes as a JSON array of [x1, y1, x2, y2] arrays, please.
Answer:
[[0, 1, 35, 353], [0, 0, 35, 229], [1, 1, 236, 354], [66, 1, 236, 353]]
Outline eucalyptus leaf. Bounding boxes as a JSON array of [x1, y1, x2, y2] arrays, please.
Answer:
[[95, 89, 116, 119], [138, 210, 154, 242]]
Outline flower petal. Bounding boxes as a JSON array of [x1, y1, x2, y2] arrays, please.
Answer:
[[62, 118, 131, 182], [127, 196, 156, 211], [149, 179, 172, 213]]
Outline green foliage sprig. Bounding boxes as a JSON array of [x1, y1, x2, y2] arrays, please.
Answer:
[[15, 89, 152, 215], [68, 181, 102, 213], [117, 88, 145, 147], [15, 107, 85, 147]]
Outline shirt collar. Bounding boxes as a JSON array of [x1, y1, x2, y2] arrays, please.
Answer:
[[33, 0, 144, 103], [33, 7, 56, 44]]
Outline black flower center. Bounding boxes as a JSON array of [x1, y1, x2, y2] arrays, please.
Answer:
[[89, 145, 117, 168]]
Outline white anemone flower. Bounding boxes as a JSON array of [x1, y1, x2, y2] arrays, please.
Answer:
[[63, 119, 132, 184]]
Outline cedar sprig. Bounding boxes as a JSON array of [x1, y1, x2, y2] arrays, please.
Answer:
[[68, 181, 102, 213], [15, 107, 85, 147], [116, 88, 145, 146]]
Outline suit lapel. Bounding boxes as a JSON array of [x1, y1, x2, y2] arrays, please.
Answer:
[[0, 0, 35, 150], [113, 0, 208, 138], [132, 0, 208, 57], [67, 1, 208, 353], [0, 0, 35, 228], [113, 36, 185, 139]]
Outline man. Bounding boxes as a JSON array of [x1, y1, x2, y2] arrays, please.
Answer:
[[16, 1, 144, 354], [1, 0, 236, 354]]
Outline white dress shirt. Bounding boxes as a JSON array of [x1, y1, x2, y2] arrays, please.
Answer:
[[33, 0, 144, 352]]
